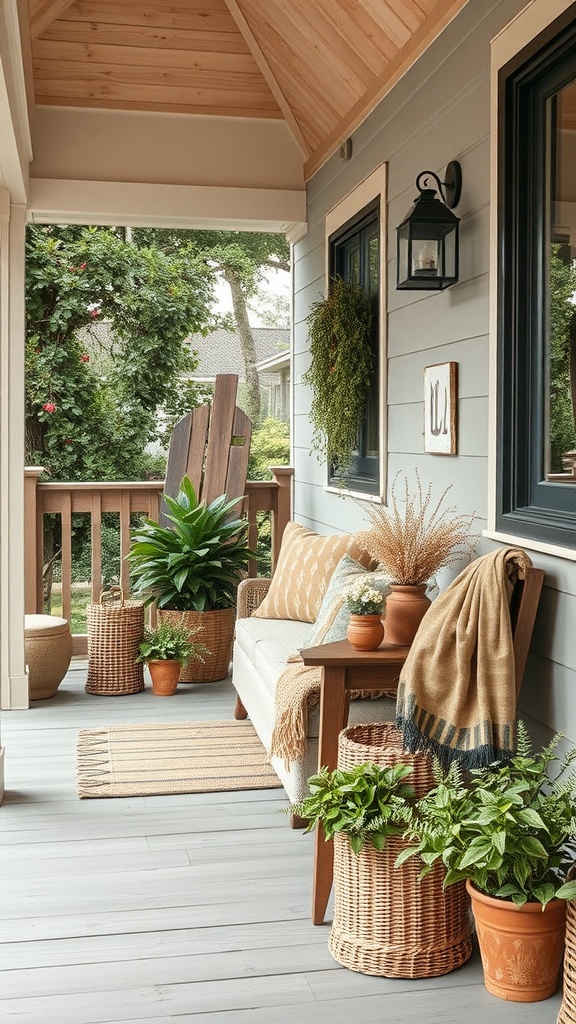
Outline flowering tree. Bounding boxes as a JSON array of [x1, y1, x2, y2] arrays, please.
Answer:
[[25, 225, 217, 482]]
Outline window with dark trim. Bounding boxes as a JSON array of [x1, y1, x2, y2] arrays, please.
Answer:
[[498, 8, 576, 546], [329, 199, 380, 494]]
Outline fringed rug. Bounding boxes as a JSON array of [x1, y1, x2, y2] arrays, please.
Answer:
[[76, 720, 282, 799]]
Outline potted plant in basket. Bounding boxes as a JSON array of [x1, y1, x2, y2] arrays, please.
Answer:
[[357, 470, 476, 645], [128, 475, 257, 683], [342, 577, 386, 651], [399, 721, 576, 1002], [289, 723, 473, 979], [136, 618, 210, 696]]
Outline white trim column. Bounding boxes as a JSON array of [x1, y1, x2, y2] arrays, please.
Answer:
[[0, 194, 27, 720]]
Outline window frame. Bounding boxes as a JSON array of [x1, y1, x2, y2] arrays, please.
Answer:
[[496, 5, 576, 548], [323, 164, 387, 501], [328, 199, 380, 494]]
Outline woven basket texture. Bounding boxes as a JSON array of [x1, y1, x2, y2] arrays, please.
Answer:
[[86, 590, 144, 695], [329, 722, 473, 978], [158, 607, 235, 682], [558, 894, 576, 1023]]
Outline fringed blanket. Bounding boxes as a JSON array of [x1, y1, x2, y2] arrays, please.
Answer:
[[269, 659, 388, 767], [395, 547, 532, 769]]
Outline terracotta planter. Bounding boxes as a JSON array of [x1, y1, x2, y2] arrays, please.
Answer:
[[384, 584, 431, 646], [148, 659, 180, 696], [346, 613, 384, 651], [466, 879, 566, 1002], [158, 608, 235, 682]]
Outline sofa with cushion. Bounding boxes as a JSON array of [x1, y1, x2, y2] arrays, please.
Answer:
[[232, 522, 396, 811]]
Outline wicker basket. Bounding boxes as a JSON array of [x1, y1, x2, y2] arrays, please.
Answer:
[[85, 587, 145, 695], [158, 607, 235, 682], [329, 722, 473, 978], [558, 880, 576, 1023]]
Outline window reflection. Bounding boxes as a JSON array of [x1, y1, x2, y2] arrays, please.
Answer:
[[548, 83, 576, 479]]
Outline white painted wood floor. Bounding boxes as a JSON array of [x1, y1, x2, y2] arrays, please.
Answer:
[[0, 659, 563, 1023]]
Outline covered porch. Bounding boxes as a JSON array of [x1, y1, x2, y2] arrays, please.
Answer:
[[0, 659, 555, 1023]]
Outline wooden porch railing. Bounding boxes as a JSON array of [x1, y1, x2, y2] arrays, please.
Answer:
[[25, 466, 293, 655]]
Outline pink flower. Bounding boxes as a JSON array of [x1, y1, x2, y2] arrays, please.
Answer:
[[42, 402, 56, 414], [64, 438, 72, 445], [81, 354, 90, 363], [90, 309, 99, 318], [79, 263, 87, 270]]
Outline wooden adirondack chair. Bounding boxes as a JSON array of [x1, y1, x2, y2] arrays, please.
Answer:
[[161, 373, 252, 524]]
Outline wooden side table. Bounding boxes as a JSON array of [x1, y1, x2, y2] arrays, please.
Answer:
[[300, 638, 410, 925]]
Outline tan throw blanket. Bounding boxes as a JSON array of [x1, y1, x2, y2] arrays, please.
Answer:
[[269, 659, 389, 767], [395, 547, 532, 769]]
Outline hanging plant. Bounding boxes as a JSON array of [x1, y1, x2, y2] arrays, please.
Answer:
[[302, 277, 374, 471]]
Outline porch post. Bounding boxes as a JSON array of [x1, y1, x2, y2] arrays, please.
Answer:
[[0, 196, 28, 725]]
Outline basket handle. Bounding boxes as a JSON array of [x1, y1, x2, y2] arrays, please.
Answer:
[[100, 585, 124, 607]]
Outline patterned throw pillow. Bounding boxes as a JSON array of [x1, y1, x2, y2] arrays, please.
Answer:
[[252, 522, 373, 623], [299, 554, 391, 649]]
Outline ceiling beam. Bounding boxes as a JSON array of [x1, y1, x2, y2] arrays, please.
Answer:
[[222, 0, 310, 158], [30, 0, 76, 41]]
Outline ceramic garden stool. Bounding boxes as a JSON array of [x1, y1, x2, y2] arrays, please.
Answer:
[[24, 614, 73, 700]]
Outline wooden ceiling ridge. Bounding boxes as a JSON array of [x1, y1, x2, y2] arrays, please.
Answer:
[[222, 0, 310, 156], [30, 0, 76, 41]]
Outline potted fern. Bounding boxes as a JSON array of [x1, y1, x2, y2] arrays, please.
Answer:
[[128, 475, 257, 683], [399, 722, 576, 1001], [136, 618, 210, 696]]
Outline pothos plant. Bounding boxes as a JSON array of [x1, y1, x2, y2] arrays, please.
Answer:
[[289, 761, 414, 853], [302, 276, 374, 472]]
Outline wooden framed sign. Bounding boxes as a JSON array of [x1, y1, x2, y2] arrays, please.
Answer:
[[423, 361, 457, 455]]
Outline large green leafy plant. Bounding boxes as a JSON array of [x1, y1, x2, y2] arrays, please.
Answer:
[[399, 722, 576, 908], [127, 476, 257, 611], [290, 762, 414, 853], [302, 277, 374, 472]]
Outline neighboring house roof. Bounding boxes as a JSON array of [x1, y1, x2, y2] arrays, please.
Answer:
[[186, 328, 289, 381]]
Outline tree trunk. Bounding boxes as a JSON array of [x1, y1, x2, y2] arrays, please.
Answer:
[[222, 267, 261, 424]]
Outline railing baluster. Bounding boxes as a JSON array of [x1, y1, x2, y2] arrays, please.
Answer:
[[119, 491, 131, 594], [60, 493, 73, 625], [91, 491, 103, 602]]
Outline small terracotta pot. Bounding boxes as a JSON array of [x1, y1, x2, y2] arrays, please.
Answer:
[[148, 659, 181, 696], [466, 879, 566, 1002], [384, 584, 431, 646], [346, 614, 384, 651]]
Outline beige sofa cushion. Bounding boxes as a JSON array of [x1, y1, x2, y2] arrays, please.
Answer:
[[252, 522, 372, 623]]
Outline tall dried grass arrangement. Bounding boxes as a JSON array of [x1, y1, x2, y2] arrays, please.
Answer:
[[357, 472, 476, 585]]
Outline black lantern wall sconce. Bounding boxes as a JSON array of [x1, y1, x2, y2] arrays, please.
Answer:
[[396, 160, 462, 290]]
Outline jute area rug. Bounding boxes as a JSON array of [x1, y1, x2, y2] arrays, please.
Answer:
[[76, 720, 282, 799]]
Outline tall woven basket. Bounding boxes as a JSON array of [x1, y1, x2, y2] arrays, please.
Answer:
[[86, 587, 145, 695], [558, 881, 576, 1023], [329, 722, 473, 978], [158, 608, 235, 682]]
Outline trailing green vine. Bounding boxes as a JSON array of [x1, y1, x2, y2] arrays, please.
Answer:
[[302, 277, 374, 472]]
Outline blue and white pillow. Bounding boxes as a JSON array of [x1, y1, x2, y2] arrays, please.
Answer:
[[299, 554, 391, 649]]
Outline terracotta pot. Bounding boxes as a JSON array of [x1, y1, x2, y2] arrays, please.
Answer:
[[148, 659, 180, 696], [466, 879, 566, 1002], [384, 584, 431, 646], [346, 614, 384, 651]]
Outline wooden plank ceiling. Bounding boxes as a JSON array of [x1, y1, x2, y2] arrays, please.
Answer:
[[28, 0, 470, 177]]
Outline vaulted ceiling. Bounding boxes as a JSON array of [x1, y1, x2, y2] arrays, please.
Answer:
[[27, 0, 470, 179]]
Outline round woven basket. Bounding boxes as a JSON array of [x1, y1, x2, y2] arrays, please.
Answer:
[[558, 881, 576, 1022], [329, 722, 473, 978], [86, 587, 144, 695], [158, 607, 235, 682]]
